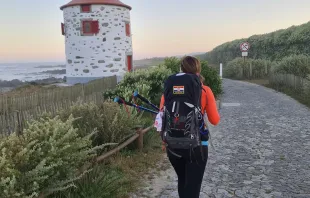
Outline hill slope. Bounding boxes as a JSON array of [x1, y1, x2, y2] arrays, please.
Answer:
[[206, 21, 310, 64], [133, 52, 206, 68]]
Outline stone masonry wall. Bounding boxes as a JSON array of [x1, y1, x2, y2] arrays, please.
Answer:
[[63, 4, 132, 80]]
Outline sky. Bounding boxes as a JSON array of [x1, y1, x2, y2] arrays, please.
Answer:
[[0, 0, 310, 63]]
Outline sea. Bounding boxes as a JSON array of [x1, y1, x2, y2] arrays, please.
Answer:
[[0, 62, 66, 82]]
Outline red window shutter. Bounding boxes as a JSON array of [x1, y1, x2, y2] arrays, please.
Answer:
[[126, 23, 130, 36], [61, 23, 65, 35], [82, 21, 91, 34], [82, 20, 98, 35], [92, 21, 99, 34], [127, 55, 132, 71], [81, 5, 91, 12]]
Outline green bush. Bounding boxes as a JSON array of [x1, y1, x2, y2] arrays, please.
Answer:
[[224, 55, 310, 79], [0, 116, 100, 198], [104, 57, 223, 104], [206, 21, 310, 64], [224, 58, 272, 80], [57, 102, 143, 149], [162, 57, 181, 73], [223, 58, 244, 79], [251, 59, 273, 78], [52, 164, 126, 198], [272, 54, 310, 78], [0, 101, 151, 198], [103, 65, 172, 106], [200, 61, 222, 98]]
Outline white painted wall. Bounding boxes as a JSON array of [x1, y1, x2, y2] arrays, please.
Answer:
[[62, 4, 132, 84]]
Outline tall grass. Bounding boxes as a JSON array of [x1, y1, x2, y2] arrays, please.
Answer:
[[51, 115, 162, 198], [52, 164, 127, 198], [224, 55, 310, 80], [271, 54, 310, 78], [224, 58, 272, 79]]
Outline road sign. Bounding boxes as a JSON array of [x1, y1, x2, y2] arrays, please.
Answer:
[[240, 42, 250, 52], [242, 52, 248, 57]]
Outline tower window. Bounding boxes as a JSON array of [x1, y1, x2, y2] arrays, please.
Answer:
[[61, 23, 65, 35], [81, 5, 91, 12], [81, 20, 99, 35], [125, 23, 131, 37]]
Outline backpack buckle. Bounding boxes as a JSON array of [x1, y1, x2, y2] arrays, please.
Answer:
[[174, 113, 179, 123]]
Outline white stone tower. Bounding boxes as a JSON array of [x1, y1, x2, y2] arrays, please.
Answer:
[[60, 0, 133, 84]]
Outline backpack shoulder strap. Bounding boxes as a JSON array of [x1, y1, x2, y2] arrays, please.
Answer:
[[202, 86, 207, 93]]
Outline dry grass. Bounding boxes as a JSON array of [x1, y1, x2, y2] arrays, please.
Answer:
[[267, 85, 310, 108], [108, 142, 163, 198], [133, 58, 165, 68], [110, 129, 163, 197], [242, 78, 310, 108], [0, 84, 56, 97], [52, 128, 164, 198], [242, 78, 270, 86]]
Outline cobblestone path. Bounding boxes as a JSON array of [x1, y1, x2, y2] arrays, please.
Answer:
[[132, 79, 310, 198]]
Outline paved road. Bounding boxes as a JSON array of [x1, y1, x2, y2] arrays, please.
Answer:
[[133, 79, 310, 198]]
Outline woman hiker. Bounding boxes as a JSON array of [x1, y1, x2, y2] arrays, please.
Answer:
[[156, 56, 220, 198]]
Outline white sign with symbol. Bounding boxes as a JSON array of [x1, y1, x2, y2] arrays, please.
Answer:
[[242, 52, 248, 57], [240, 42, 250, 57], [240, 42, 250, 52]]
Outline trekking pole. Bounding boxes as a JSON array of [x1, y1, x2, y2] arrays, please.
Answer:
[[114, 96, 159, 115], [133, 90, 159, 111]]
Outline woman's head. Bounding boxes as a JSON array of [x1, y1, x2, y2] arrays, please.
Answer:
[[180, 56, 201, 74]]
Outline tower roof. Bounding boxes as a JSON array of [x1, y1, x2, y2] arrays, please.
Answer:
[[60, 0, 131, 10]]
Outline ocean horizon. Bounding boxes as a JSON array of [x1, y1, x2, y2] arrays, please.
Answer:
[[0, 62, 66, 82]]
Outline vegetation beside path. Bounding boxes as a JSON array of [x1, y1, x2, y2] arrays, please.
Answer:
[[221, 55, 310, 108], [244, 78, 310, 108], [204, 21, 310, 64], [200, 19, 310, 109], [0, 56, 222, 198]]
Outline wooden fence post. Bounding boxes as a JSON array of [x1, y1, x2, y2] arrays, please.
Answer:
[[16, 110, 23, 136], [136, 128, 144, 151], [81, 84, 85, 102], [249, 62, 252, 80]]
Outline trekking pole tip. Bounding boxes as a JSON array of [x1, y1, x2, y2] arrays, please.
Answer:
[[133, 90, 139, 97], [114, 97, 120, 103]]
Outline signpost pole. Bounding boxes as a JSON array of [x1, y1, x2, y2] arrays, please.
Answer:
[[250, 62, 252, 80], [220, 63, 223, 79], [240, 42, 250, 79]]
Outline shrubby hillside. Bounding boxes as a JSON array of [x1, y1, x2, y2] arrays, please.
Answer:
[[205, 21, 310, 64]]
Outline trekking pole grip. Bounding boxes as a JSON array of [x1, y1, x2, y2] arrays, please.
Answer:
[[133, 90, 159, 111]]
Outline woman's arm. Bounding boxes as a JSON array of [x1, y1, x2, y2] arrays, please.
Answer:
[[204, 86, 220, 125], [159, 94, 164, 111]]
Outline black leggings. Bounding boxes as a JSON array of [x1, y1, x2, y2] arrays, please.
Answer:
[[167, 146, 208, 198]]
